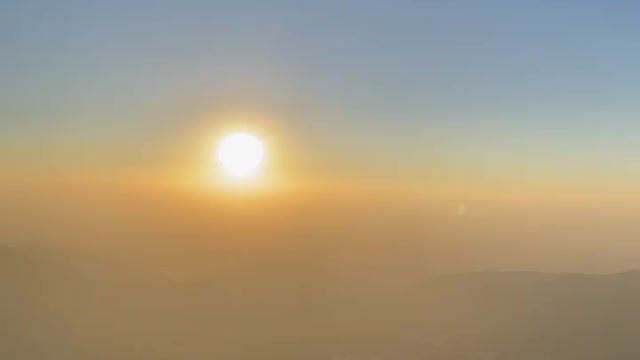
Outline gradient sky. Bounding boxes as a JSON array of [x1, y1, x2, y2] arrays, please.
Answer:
[[4, 0, 640, 180], [4, 0, 640, 272]]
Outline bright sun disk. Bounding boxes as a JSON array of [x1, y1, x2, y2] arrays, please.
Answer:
[[216, 132, 265, 179]]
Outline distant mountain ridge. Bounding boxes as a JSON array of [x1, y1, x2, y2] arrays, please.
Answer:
[[3, 245, 640, 359]]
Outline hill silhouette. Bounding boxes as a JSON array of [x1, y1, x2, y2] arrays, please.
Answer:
[[2, 245, 640, 359]]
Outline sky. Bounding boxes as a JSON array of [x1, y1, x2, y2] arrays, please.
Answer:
[[4, 0, 640, 273]]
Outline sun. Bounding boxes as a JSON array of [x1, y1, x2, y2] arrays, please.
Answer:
[[216, 132, 265, 179]]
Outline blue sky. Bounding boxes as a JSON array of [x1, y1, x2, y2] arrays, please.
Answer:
[[7, 0, 640, 274], [3, 0, 640, 183]]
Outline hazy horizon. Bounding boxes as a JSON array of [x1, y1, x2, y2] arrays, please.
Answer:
[[5, 0, 640, 275]]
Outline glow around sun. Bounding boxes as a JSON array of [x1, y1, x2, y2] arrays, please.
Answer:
[[216, 132, 265, 179]]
